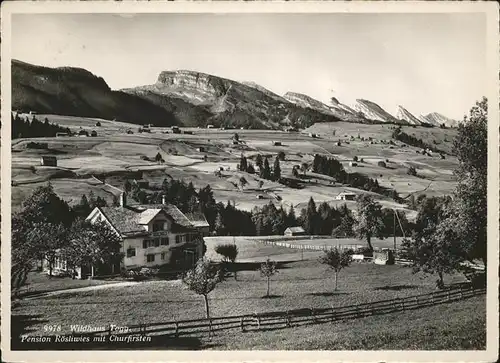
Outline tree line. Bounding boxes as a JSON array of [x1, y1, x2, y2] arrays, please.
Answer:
[[311, 154, 401, 201], [391, 126, 446, 155], [12, 113, 72, 139]]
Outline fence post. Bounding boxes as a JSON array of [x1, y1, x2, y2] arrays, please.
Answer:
[[331, 308, 336, 322], [311, 308, 316, 323], [254, 313, 261, 330], [415, 296, 418, 308], [175, 321, 179, 337], [240, 317, 245, 332], [401, 299, 405, 311], [447, 290, 451, 302], [286, 311, 291, 328], [208, 318, 213, 337]]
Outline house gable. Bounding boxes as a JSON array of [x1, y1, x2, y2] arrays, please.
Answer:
[[87, 207, 123, 239]]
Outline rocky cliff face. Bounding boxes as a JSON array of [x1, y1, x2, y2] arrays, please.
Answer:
[[242, 81, 287, 102], [123, 70, 342, 129], [284, 92, 366, 123], [12, 60, 178, 126], [354, 99, 400, 124], [396, 105, 422, 126], [419, 112, 458, 128]]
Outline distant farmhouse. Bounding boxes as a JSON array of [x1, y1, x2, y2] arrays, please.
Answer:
[[45, 193, 210, 279], [335, 191, 357, 201], [40, 156, 57, 167], [284, 226, 306, 237]]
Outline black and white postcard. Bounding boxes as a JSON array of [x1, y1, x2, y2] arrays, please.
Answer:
[[1, 1, 499, 362]]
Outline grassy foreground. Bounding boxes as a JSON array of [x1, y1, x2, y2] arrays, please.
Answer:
[[14, 260, 470, 337], [206, 295, 486, 350]]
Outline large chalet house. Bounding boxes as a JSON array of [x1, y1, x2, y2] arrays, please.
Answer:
[[49, 193, 210, 279]]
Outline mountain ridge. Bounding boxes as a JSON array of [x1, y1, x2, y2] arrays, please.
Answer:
[[11, 59, 459, 129]]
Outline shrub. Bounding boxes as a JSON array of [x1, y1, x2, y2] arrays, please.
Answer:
[[353, 156, 359, 162], [407, 166, 417, 176], [377, 161, 387, 168]]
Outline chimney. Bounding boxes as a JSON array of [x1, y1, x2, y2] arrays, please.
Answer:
[[120, 192, 127, 207], [162, 195, 167, 205]]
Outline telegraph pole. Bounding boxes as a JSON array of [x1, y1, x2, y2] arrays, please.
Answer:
[[393, 209, 397, 251]]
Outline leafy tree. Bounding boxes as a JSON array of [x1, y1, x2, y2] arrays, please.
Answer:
[[277, 151, 286, 161], [215, 244, 238, 280], [402, 216, 464, 288], [214, 212, 225, 235], [449, 97, 487, 266], [407, 166, 417, 176], [353, 195, 385, 251], [302, 197, 318, 235], [233, 133, 240, 142], [255, 154, 263, 169], [258, 180, 264, 189], [319, 247, 353, 291], [260, 157, 271, 180], [239, 154, 248, 172], [332, 205, 355, 238], [182, 258, 224, 324], [247, 163, 255, 174], [292, 166, 300, 178], [273, 156, 281, 181], [155, 152, 163, 163], [260, 258, 278, 297], [61, 220, 122, 277], [238, 176, 248, 191], [300, 162, 309, 175]]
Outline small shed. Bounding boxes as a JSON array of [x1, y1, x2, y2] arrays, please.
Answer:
[[40, 156, 57, 167], [56, 132, 69, 137], [349, 161, 358, 167], [172, 126, 181, 134], [272, 141, 282, 146], [232, 140, 239, 145], [284, 226, 306, 237], [207, 125, 215, 129], [336, 192, 357, 201], [373, 250, 395, 265], [197, 147, 206, 152]]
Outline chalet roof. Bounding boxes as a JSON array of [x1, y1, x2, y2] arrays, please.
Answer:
[[98, 203, 198, 235], [285, 226, 305, 233], [185, 212, 210, 228]]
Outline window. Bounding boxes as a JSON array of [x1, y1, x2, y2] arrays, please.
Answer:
[[143, 239, 156, 248], [161, 252, 166, 260], [160, 237, 169, 246], [152, 221, 165, 232], [146, 254, 155, 263], [127, 248, 136, 258], [175, 235, 181, 244], [154, 238, 160, 247]]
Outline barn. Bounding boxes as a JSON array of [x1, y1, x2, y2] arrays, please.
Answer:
[[40, 156, 57, 167], [284, 226, 306, 237]]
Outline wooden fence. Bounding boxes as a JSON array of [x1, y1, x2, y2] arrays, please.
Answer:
[[75, 285, 485, 339], [259, 238, 364, 252]]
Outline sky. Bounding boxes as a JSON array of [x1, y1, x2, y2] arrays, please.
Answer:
[[12, 13, 487, 120]]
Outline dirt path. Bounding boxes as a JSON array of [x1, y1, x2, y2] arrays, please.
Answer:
[[25, 281, 140, 299]]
